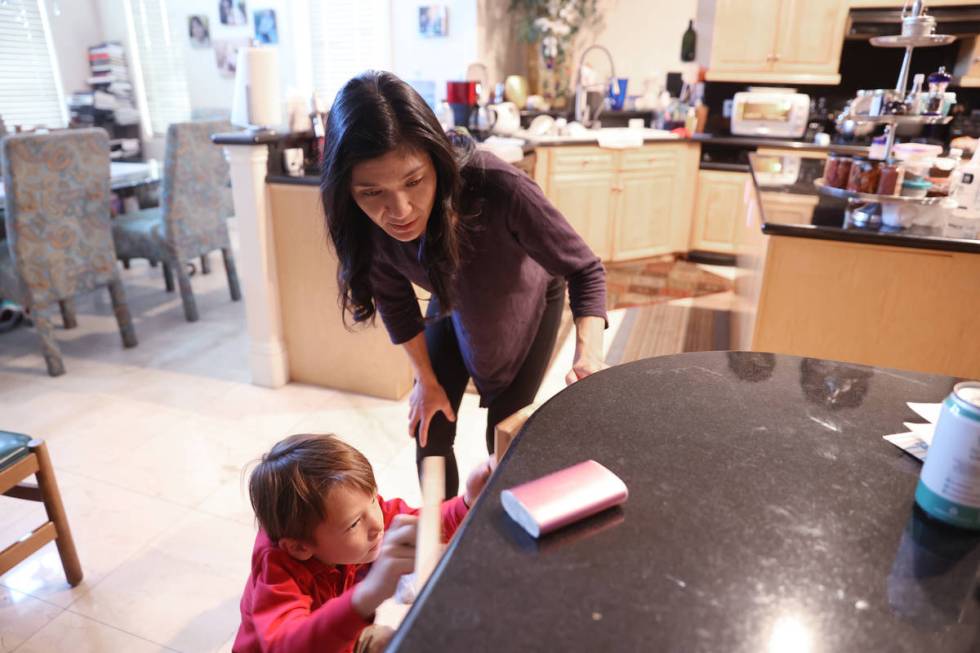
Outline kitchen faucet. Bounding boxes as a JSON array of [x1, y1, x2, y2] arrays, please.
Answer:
[[574, 44, 616, 128]]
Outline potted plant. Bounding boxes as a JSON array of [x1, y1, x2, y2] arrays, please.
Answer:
[[510, 0, 601, 110]]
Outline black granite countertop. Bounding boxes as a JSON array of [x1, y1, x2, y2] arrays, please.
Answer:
[[389, 352, 978, 652], [749, 153, 980, 254]]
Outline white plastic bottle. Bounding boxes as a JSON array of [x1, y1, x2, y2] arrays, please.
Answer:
[[950, 146, 980, 213]]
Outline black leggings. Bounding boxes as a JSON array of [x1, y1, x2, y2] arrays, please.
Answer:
[[416, 278, 565, 497]]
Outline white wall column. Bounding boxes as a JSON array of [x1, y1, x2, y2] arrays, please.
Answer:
[[224, 144, 289, 388]]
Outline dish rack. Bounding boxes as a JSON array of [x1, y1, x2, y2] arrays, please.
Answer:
[[814, 0, 953, 212]]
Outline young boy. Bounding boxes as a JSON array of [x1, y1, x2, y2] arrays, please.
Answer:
[[233, 433, 491, 653]]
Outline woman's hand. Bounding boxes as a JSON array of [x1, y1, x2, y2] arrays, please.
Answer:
[[565, 315, 607, 385], [463, 457, 494, 508], [409, 379, 456, 447]]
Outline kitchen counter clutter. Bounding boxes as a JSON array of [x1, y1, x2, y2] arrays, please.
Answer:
[[750, 153, 980, 255], [389, 351, 979, 652], [735, 152, 980, 379]]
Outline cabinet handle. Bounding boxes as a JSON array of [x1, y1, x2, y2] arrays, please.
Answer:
[[772, 53, 781, 62], [766, 53, 774, 62]]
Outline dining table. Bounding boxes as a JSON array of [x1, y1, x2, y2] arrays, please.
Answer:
[[388, 351, 979, 652]]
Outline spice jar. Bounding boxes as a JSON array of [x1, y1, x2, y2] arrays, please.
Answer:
[[847, 158, 881, 194]]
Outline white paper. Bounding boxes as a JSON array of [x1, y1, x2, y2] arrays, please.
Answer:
[[903, 421, 936, 445], [907, 402, 942, 424], [883, 433, 928, 462]]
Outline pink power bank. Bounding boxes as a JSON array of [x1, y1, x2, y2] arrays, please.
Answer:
[[500, 460, 628, 538]]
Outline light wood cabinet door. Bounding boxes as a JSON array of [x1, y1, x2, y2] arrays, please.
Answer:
[[611, 167, 676, 260], [758, 192, 819, 225], [691, 170, 749, 253], [709, 0, 781, 75], [549, 169, 616, 260], [772, 0, 848, 79]]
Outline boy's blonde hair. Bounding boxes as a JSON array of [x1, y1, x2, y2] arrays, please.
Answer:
[[249, 433, 377, 542]]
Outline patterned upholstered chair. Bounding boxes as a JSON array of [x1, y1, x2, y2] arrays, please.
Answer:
[[112, 120, 241, 322], [0, 431, 83, 587], [0, 129, 138, 376]]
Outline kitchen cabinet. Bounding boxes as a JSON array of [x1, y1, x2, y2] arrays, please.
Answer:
[[691, 170, 749, 254], [954, 36, 980, 87], [549, 169, 617, 260], [705, 0, 847, 84], [534, 143, 698, 261]]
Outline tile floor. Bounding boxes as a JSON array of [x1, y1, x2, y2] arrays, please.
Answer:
[[0, 224, 735, 652]]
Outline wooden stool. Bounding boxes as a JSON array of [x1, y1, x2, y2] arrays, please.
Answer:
[[0, 432, 82, 586], [493, 403, 541, 466]]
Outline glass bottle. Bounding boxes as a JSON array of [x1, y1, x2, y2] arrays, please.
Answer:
[[925, 67, 952, 115], [681, 20, 696, 62]]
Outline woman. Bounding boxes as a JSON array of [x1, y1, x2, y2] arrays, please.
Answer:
[[321, 71, 607, 496]]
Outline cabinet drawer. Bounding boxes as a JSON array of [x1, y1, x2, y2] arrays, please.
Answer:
[[620, 146, 681, 171], [550, 147, 616, 173]]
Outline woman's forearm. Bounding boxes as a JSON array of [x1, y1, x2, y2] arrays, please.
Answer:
[[402, 331, 439, 385], [573, 315, 605, 362]]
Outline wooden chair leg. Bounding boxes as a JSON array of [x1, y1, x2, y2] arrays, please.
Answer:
[[31, 308, 65, 376], [221, 247, 242, 301], [173, 257, 199, 322], [162, 262, 175, 292], [58, 299, 78, 330], [30, 440, 83, 586], [200, 254, 211, 275], [107, 278, 138, 348], [122, 259, 131, 270]]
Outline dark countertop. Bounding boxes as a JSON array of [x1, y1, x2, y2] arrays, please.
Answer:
[[389, 352, 979, 652], [749, 153, 980, 254]]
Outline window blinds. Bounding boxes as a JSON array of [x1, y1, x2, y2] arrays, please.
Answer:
[[309, 0, 390, 107], [0, 0, 67, 130]]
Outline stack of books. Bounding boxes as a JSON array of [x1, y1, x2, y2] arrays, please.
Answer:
[[67, 41, 142, 160]]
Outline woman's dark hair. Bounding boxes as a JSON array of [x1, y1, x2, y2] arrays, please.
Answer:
[[320, 70, 474, 326]]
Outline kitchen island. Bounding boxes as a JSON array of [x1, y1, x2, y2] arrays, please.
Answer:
[[735, 152, 980, 379], [389, 351, 979, 652]]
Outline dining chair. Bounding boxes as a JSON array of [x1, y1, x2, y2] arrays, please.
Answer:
[[0, 128, 138, 376], [112, 120, 241, 322], [0, 431, 83, 587]]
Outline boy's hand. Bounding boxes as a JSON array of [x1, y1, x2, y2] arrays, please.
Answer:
[[463, 457, 493, 508], [351, 515, 418, 619]]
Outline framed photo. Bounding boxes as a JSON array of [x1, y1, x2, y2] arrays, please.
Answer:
[[253, 9, 278, 45], [188, 15, 210, 48], [214, 37, 250, 78], [218, 0, 247, 26], [419, 5, 448, 38]]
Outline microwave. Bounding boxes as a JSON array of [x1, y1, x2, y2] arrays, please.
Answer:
[[730, 91, 810, 138]]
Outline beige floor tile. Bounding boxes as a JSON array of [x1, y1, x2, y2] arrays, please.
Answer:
[[69, 511, 253, 653], [0, 586, 63, 652], [16, 610, 174, 653], [1, 470, 189, 608]]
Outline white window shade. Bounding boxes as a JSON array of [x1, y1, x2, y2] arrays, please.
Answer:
[[310, 0, 391, 107], [124, 0, 191, 136], [0, 0, 67, 129]]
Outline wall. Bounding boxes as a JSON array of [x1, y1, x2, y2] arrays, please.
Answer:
[[576, 0, 700, 96], [389, 0, 479, 103], [44, 0, 106, 95]]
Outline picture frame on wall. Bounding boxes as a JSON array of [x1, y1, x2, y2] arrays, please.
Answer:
[[188, 15, 211, 48], [219, 0, 247, 26], [253, 9, 278, 45], [214, 37, 250, 78], [419, 5, 448, 38]]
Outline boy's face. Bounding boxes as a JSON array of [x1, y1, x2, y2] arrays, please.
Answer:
[[286, 485, 385, 566]]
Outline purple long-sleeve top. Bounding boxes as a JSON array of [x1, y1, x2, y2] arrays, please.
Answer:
[[368, 150, 607, 405]]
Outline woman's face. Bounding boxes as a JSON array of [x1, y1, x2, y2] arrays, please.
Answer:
[[350, 146, 437, 242]]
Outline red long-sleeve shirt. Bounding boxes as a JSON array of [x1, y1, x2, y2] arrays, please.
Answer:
[[233, 494, 469, 653]]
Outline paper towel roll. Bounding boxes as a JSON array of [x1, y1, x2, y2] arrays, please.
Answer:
[[231, 47, 282, 129]]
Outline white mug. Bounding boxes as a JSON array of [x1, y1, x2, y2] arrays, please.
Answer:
[[489, 102, 521, 135], [283, 148, 305, 177]]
